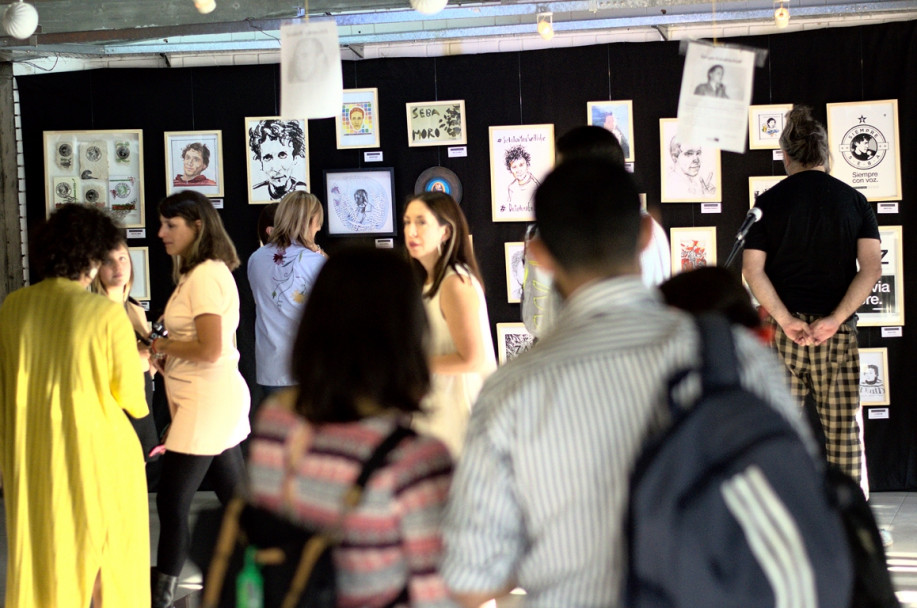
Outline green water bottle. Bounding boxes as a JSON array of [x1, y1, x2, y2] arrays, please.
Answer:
[[237, 546, 264, 608]]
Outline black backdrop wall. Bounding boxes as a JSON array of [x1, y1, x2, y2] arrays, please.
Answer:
[[16, 19, 917, 490]]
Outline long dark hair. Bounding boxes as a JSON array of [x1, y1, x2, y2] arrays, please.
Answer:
[[158, 190, 240, 281], [290, 247, 430, 423], [407, 191, 482, 299]]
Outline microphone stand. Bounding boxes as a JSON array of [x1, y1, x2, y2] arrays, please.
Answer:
[[723, 235, 747, 269]]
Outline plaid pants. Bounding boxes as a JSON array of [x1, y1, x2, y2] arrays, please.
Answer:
[[766, 313, 862, 482]]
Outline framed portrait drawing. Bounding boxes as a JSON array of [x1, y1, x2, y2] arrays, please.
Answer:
[[859, 347, 890, 406], [496, 322, 535, 365], [128, 246, 151, 301], [857, 225, 904, 327], [587, 100, 634, 162], [164, 131, 224, 197], [489, 124, 555, 222], [245, 116, 310, 205], [748, 104, 792, 150], [670, 226, 717, 275], [504, 242, 525, 304], [826, 99, 902, 201], [405, 100, 467, 147], [747, 175, 786, 208], [336, 88, 380, 150], [659, 118, 721, 203], [324, 167, 396, 238], [43, 130, 145, 228]]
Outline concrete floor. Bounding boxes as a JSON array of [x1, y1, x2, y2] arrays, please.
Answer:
[[0, 490, 915, 606]]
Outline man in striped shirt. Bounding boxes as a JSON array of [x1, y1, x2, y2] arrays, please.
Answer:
[[441, 159, 815, 607]]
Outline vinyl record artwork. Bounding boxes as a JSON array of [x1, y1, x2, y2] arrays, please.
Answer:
[[414, 166, 463, 204]]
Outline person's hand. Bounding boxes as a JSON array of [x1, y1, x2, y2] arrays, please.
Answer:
[[781, 316, 811, 345], [808, 317, 841, 345]]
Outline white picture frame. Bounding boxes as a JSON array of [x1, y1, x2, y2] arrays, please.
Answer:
[[859, 347, 890, 406], [496, 322, 535, 365], [748, 104, 792, 150], [826, 99, 902, 202], [128, 246, 151, 301], [245, 116, 310, 205], [670, 226, 717, 275], [336, 88, 381, 150], [747, 175, 787, 208], [857, 225, 904, 327], [504, 241, 525, 304], [165, 130, 224, 197], [659, 118, 721, 203], [587, 100, 635, 162], [489, 124, 555, 222], [405, 100, 467, 147]]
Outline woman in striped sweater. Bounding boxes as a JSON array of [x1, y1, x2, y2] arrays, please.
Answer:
[[247, 247, 456, 608]]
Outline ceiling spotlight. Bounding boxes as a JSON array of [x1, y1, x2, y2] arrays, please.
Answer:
[[410, 0, 448, 15], [194, 0, 217, 14], [774, 1, 790, 29], [2, 1, 39, 39], [537, 12, 554, 41]]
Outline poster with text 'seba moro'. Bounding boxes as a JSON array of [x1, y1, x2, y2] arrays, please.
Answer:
[[827, 99, 902, 202], [489, 124, 555, 222]]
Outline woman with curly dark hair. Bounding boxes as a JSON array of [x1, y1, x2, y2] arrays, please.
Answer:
[[0, 203, 150, 607], [149, 190, 250, 607]]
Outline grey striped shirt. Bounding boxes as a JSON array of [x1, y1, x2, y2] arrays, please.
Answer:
[[442, 276, 812, 607]]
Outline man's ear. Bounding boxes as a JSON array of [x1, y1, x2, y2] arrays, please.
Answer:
[[637, 214, 653, 253], [527, 236, 557, 274]]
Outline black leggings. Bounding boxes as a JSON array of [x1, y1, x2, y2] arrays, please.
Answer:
[[154, 446, 245, 576]]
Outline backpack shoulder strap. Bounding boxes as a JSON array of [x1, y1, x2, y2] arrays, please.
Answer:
[[695, 313, 741, 392], [344, 424, 416, 509]]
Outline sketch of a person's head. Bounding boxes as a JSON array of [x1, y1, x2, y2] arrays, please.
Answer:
[[505, 145, 534, 184], [180, 142, 210, 181], [603, 111, 618, 132], [766, 117, 777, 128], [670, 136, 702, 178], [354, 188, 369, 209], [707, 64, 724, 84], [348, 106, 365, 132], [863, 364, 880, 385], [249, 120, 306, 199], [852, 133, 874, 159], [289, 36, 327, 83]]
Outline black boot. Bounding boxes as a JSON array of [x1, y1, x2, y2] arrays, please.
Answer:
[[151, 567, 179, 608]]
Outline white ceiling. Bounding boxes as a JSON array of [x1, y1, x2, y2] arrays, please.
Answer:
[[2, 1, 915, 71]]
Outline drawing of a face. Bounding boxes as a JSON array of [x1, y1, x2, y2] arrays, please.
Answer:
[[182, 148, 206, 180], [259, 139, 296, 190], [853, 137, 870, 155], [709, 65, 724, 84], [349, 107, 365, 132], [510, 158, 531, 184], [767, 118, 776, 128], [676, 144, 702, 177], [863, 365, 879, 384], [354, 189, 368, 210]]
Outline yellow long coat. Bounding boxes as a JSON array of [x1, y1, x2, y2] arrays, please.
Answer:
[[0, 278, 151, 607]]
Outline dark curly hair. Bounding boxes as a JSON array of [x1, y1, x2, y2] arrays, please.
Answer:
[[31, 203, 124, 281], [291, 247, 430, 423], [248, 119, 306, 160]]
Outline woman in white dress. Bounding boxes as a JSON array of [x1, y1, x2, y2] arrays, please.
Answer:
[[149, 190, 250, 608], [404, 192, 496, 457]]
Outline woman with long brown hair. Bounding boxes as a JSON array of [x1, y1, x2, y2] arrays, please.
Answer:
[[403, 192, 496, 457]]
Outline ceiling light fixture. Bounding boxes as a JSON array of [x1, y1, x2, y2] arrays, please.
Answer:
[[537, 11, 554, 41], [774, 1, 790, 29], [409, 0, 448, 15], [1, 0, 39, 39], [194, 0, 217, 15]]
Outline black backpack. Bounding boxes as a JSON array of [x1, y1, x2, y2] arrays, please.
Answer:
[[190, 425, 414, 608], [626, 314, 899, 608]]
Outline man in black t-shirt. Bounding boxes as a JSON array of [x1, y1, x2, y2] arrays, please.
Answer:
[[743, 106, 881, 484]]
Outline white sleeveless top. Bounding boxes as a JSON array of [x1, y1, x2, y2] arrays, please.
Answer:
[[416, 266, 496, 457]]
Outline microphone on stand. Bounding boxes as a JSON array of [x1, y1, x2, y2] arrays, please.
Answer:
[[724, 207, 763, 268], [735, 207, 763, 242]]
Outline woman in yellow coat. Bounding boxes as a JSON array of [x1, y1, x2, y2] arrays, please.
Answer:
[[0, 204, 150, 607]]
